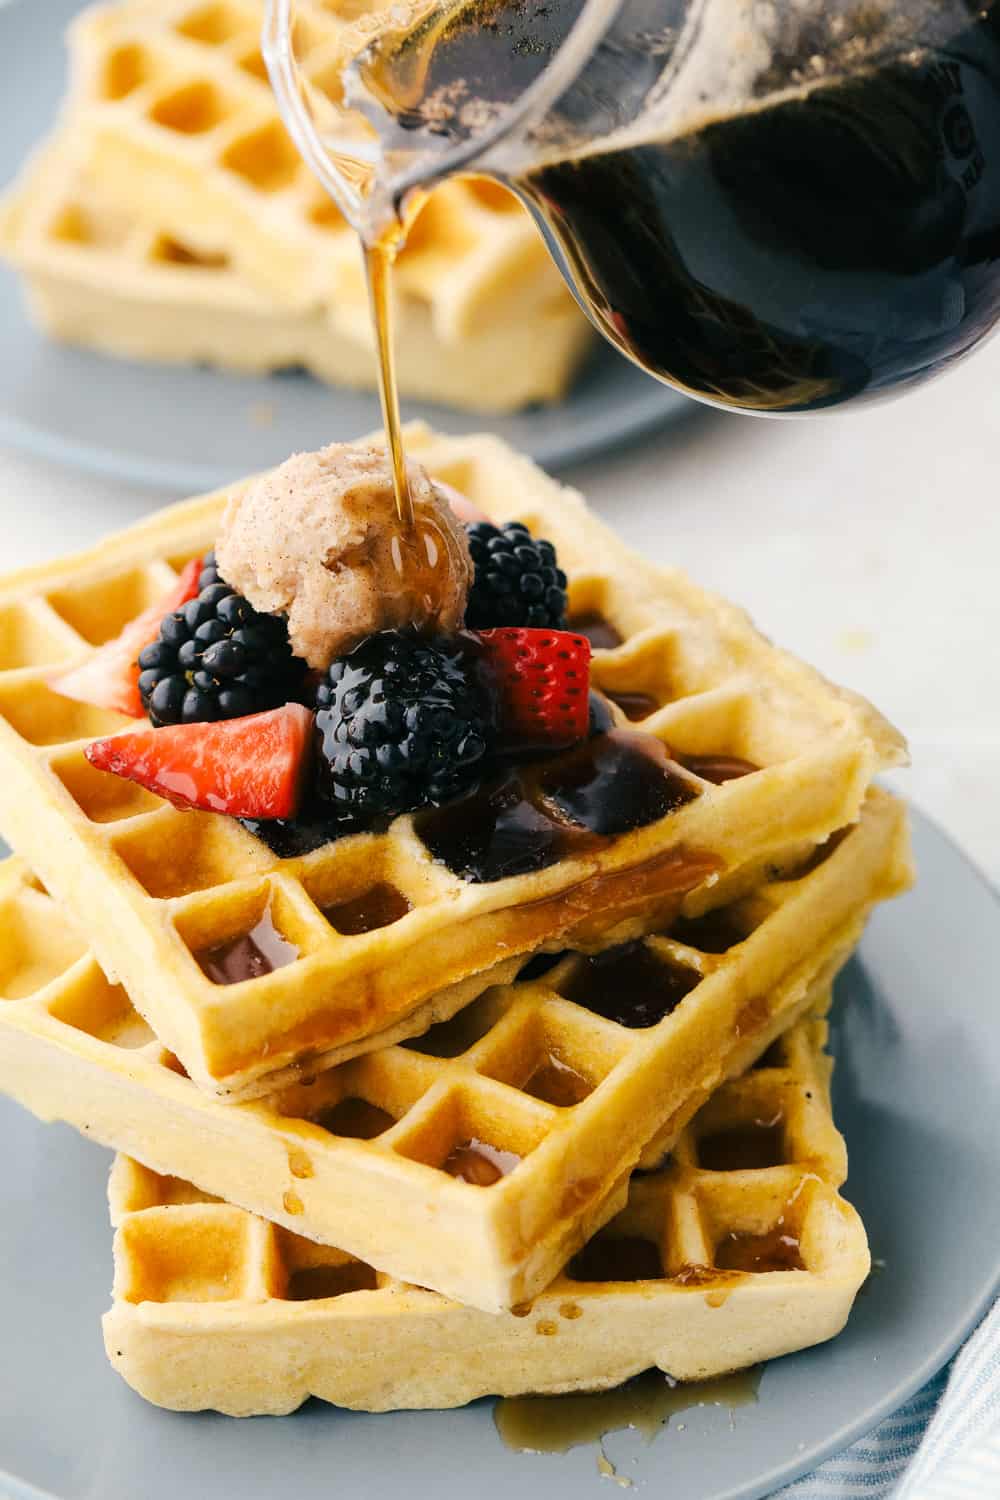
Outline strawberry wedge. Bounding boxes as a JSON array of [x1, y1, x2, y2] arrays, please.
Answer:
[[479, 627, 591, 748], [51, 557, 203, 718], [85, 703, 314, 820]]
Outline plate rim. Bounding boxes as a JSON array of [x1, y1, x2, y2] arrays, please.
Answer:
[[0, 376, 687, 494]]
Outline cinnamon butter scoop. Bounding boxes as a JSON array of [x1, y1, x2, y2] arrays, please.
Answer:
[[216, 444, 473, 670]]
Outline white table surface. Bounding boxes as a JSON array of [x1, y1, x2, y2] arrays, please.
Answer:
[[2, 343, 998, 887]]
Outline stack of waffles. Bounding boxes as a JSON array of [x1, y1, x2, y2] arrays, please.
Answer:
[[0, 427, 913, 1414], [0, 1, 592, 412]]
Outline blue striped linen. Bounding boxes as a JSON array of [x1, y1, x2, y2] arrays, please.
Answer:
[[775, 1297, 1000, 1499]]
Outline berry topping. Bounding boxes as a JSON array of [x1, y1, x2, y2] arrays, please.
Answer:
[[465, 521, 568, 630], [196, 551, 223, 591], [50, 558, 203, 718], [137, 554, 306, 727], [479, 627, 591, 749], [85, 703, 314, 819], [314, 631, 495, 828]]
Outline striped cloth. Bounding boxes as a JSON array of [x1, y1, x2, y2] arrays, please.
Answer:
[[776, 1298, 1000, 1499]]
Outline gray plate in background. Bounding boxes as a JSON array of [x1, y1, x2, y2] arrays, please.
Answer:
[[0, 0, 688, 491], [1, 806, 998, 1500]]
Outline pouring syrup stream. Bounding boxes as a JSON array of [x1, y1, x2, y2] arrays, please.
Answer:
[[364, 230, 414, 530]]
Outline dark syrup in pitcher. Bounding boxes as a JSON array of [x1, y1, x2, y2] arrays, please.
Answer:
[[357, 0, 1000, 411], [518, 5, 1000, 410]]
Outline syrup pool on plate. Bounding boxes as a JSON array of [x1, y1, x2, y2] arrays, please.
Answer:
[[494, 1367, 762, 1457]]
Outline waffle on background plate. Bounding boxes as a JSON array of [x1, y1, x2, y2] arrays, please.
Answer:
[[102, 1009, 870, 1415], [0, 789, 910, 1311], [0, 0, 592, 412], [0, 427, 906, 1106]]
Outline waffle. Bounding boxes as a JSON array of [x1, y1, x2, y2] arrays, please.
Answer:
[[0, 0, 592, 412], [103, 1010, 870, 1414], [0, 426, 905, 1098], [0, 789, 911, 1311]]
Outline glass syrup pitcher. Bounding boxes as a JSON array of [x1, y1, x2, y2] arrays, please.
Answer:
[[265, 0, 1000, 415]]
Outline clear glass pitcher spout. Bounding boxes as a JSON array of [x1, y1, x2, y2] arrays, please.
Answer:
[[265, 1, 963, 235], [264, 0, 620, 240]]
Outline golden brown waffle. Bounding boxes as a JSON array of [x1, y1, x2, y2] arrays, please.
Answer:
[[103, 1010, 870, 1414], [0, 790, 910, 1311], [0, 428, 905, 1099], [0, 0, 591, 411]]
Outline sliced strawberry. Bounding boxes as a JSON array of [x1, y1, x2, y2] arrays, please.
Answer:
[[85, 703, 314, 819], [51, 557, 203, 718], [479, 627, 591, 748]]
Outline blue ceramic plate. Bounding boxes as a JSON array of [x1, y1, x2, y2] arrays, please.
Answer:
[[0, 0, 687, 490], [1, 805, 998, 1500]]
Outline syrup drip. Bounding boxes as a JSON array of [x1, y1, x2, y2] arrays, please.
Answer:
[[285, 1260, 378, 1301], [364, 220, 471, 637], [196, 907, 298, 985], [587, 691, 616, 735], [517, 951, 566, 982], [365, 236, 413, 529], [494, 1366, 761, 1456], [697, 1115, 785, 1171], [417, 771, 595, 883], [539, 731, 697, 836], [567, 1235, 664, 1283], [669, 906, 747, 954], [314, 1098, 396, 1140], [238, 815, 348, 859], [324, 882, 412, 935], [670, 1263, 735, 1288], [417, 729, 699, 882], [607, 690, 660, 722], [560, 942, 700, 1029], [678, 754, 760, 784], [569, 613, 623, 651], [523, 1050, 592, 1107], [401, 1001, 495, 1057], [782, 826, 853, 879], [443, 1137, 520, 1185], [715, 1228, 804, 1273]]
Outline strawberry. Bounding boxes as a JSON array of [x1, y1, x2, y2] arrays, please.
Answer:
[[85, 703, 314, 820], [478, 627, 591, 748], [51, 557, 203, 718]]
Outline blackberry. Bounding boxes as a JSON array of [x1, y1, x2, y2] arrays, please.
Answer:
[[314, 631, 495, 828], [465, 521, 568, 630], [137, 555, 305, 726], [197, 550, 223, 591]]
